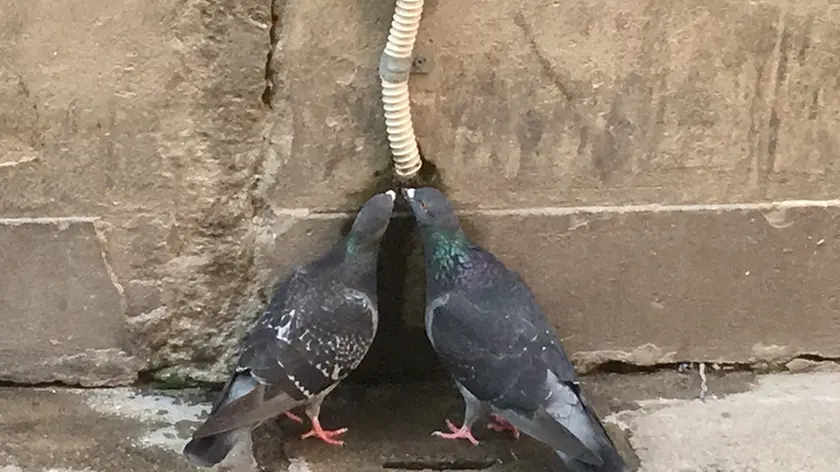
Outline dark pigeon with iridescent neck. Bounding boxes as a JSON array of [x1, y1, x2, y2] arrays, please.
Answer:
[[182, 190, 396, 470], [401, 187, 626, 472]]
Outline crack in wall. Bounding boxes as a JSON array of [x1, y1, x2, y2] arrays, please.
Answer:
[[259, 0, 284, 108], [4, 354, 838, 389], [586, 354, 840, 376], [144, 0, 295, 384], [249, 0, 289, 222]]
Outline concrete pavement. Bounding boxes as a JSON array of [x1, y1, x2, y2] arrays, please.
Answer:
[[1, 369, 838, 472]]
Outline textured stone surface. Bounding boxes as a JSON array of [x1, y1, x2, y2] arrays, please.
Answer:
[[0, 220, 137, 386], [3, 0, 840, 384], [268, 0, 840, 210], [0, 0, 266, 216], [0, 0, 272, 382], [451, 203, 840, 368], [611, 373, 840, 472]]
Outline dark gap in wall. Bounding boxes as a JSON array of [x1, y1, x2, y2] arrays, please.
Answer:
[[587, 360, 759, 375], [797, 353, 837, 362], [586, 361, 688, 375], [0, 380, 103, 389], [335, 139, 448, 384], [345, 202, 445, 385]]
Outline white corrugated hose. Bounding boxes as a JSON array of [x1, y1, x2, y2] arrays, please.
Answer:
[[380, 0, 424, 179]]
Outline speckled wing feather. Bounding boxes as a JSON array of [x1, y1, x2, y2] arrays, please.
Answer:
[[192, 267, 378, 437]]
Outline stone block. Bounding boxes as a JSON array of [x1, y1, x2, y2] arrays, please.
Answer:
[[454, 203, 840, 368], [0, 0, 269, 217], [0, 219, 137, 385], [267, 0, 840, 210], [0, 0, 273, 382], [261, 0, 395, 211]]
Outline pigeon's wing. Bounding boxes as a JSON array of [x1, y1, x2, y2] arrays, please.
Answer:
[[428, 279, 601, 466], [192, 272, 377, 437], [246, 281, 379, 395], [427, 291, 529, 404], [493, 270, 581, 379], [495, 277, 623, 469], [427, 276, 567, 407]]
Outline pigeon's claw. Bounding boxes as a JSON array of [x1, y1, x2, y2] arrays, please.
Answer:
[[487, 414, 520, 439], [432, 419, 480, 446], [300, 417, 347, 446], [283, 411, 304, 424]]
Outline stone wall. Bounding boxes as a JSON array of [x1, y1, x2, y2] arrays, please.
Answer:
[[1, 0, 839, 386]]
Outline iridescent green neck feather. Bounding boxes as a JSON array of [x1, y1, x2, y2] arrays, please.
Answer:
[[428, 231, 469, 273], [423, 227, 506, 292]]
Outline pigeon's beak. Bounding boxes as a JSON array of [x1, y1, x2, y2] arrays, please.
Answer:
[[400, 188, 422, 216], [384, 189, 396, 202], [400, 188, 415, 201]]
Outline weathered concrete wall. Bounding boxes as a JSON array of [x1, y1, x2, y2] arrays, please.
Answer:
[[1, 0, 839, 385], [0, 0, 271, 384]]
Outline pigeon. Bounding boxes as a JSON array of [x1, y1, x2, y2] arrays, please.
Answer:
[[182, 190, 396, 469], [401, 187, 626, 472]]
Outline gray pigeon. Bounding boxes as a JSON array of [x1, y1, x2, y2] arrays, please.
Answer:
[[182, 190, 396, 469], [401, 187, 626, 472]]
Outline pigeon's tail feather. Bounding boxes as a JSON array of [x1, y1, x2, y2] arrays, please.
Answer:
[[556, 439, 625, 472], [182, 373, 259, 467], [548, 382, 626, 472], [517, 371, 625, 472], [183, 428, 244, 468], [571, 396, 626, 472]]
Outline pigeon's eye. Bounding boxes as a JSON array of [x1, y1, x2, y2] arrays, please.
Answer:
[[420, 201, 428, 210]]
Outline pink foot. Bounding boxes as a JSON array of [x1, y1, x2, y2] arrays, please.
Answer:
[[300, 417, 347, 446], [283, 411, 304, 423], [432, 419, 480, 446], [487, 414, 520, 439]]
